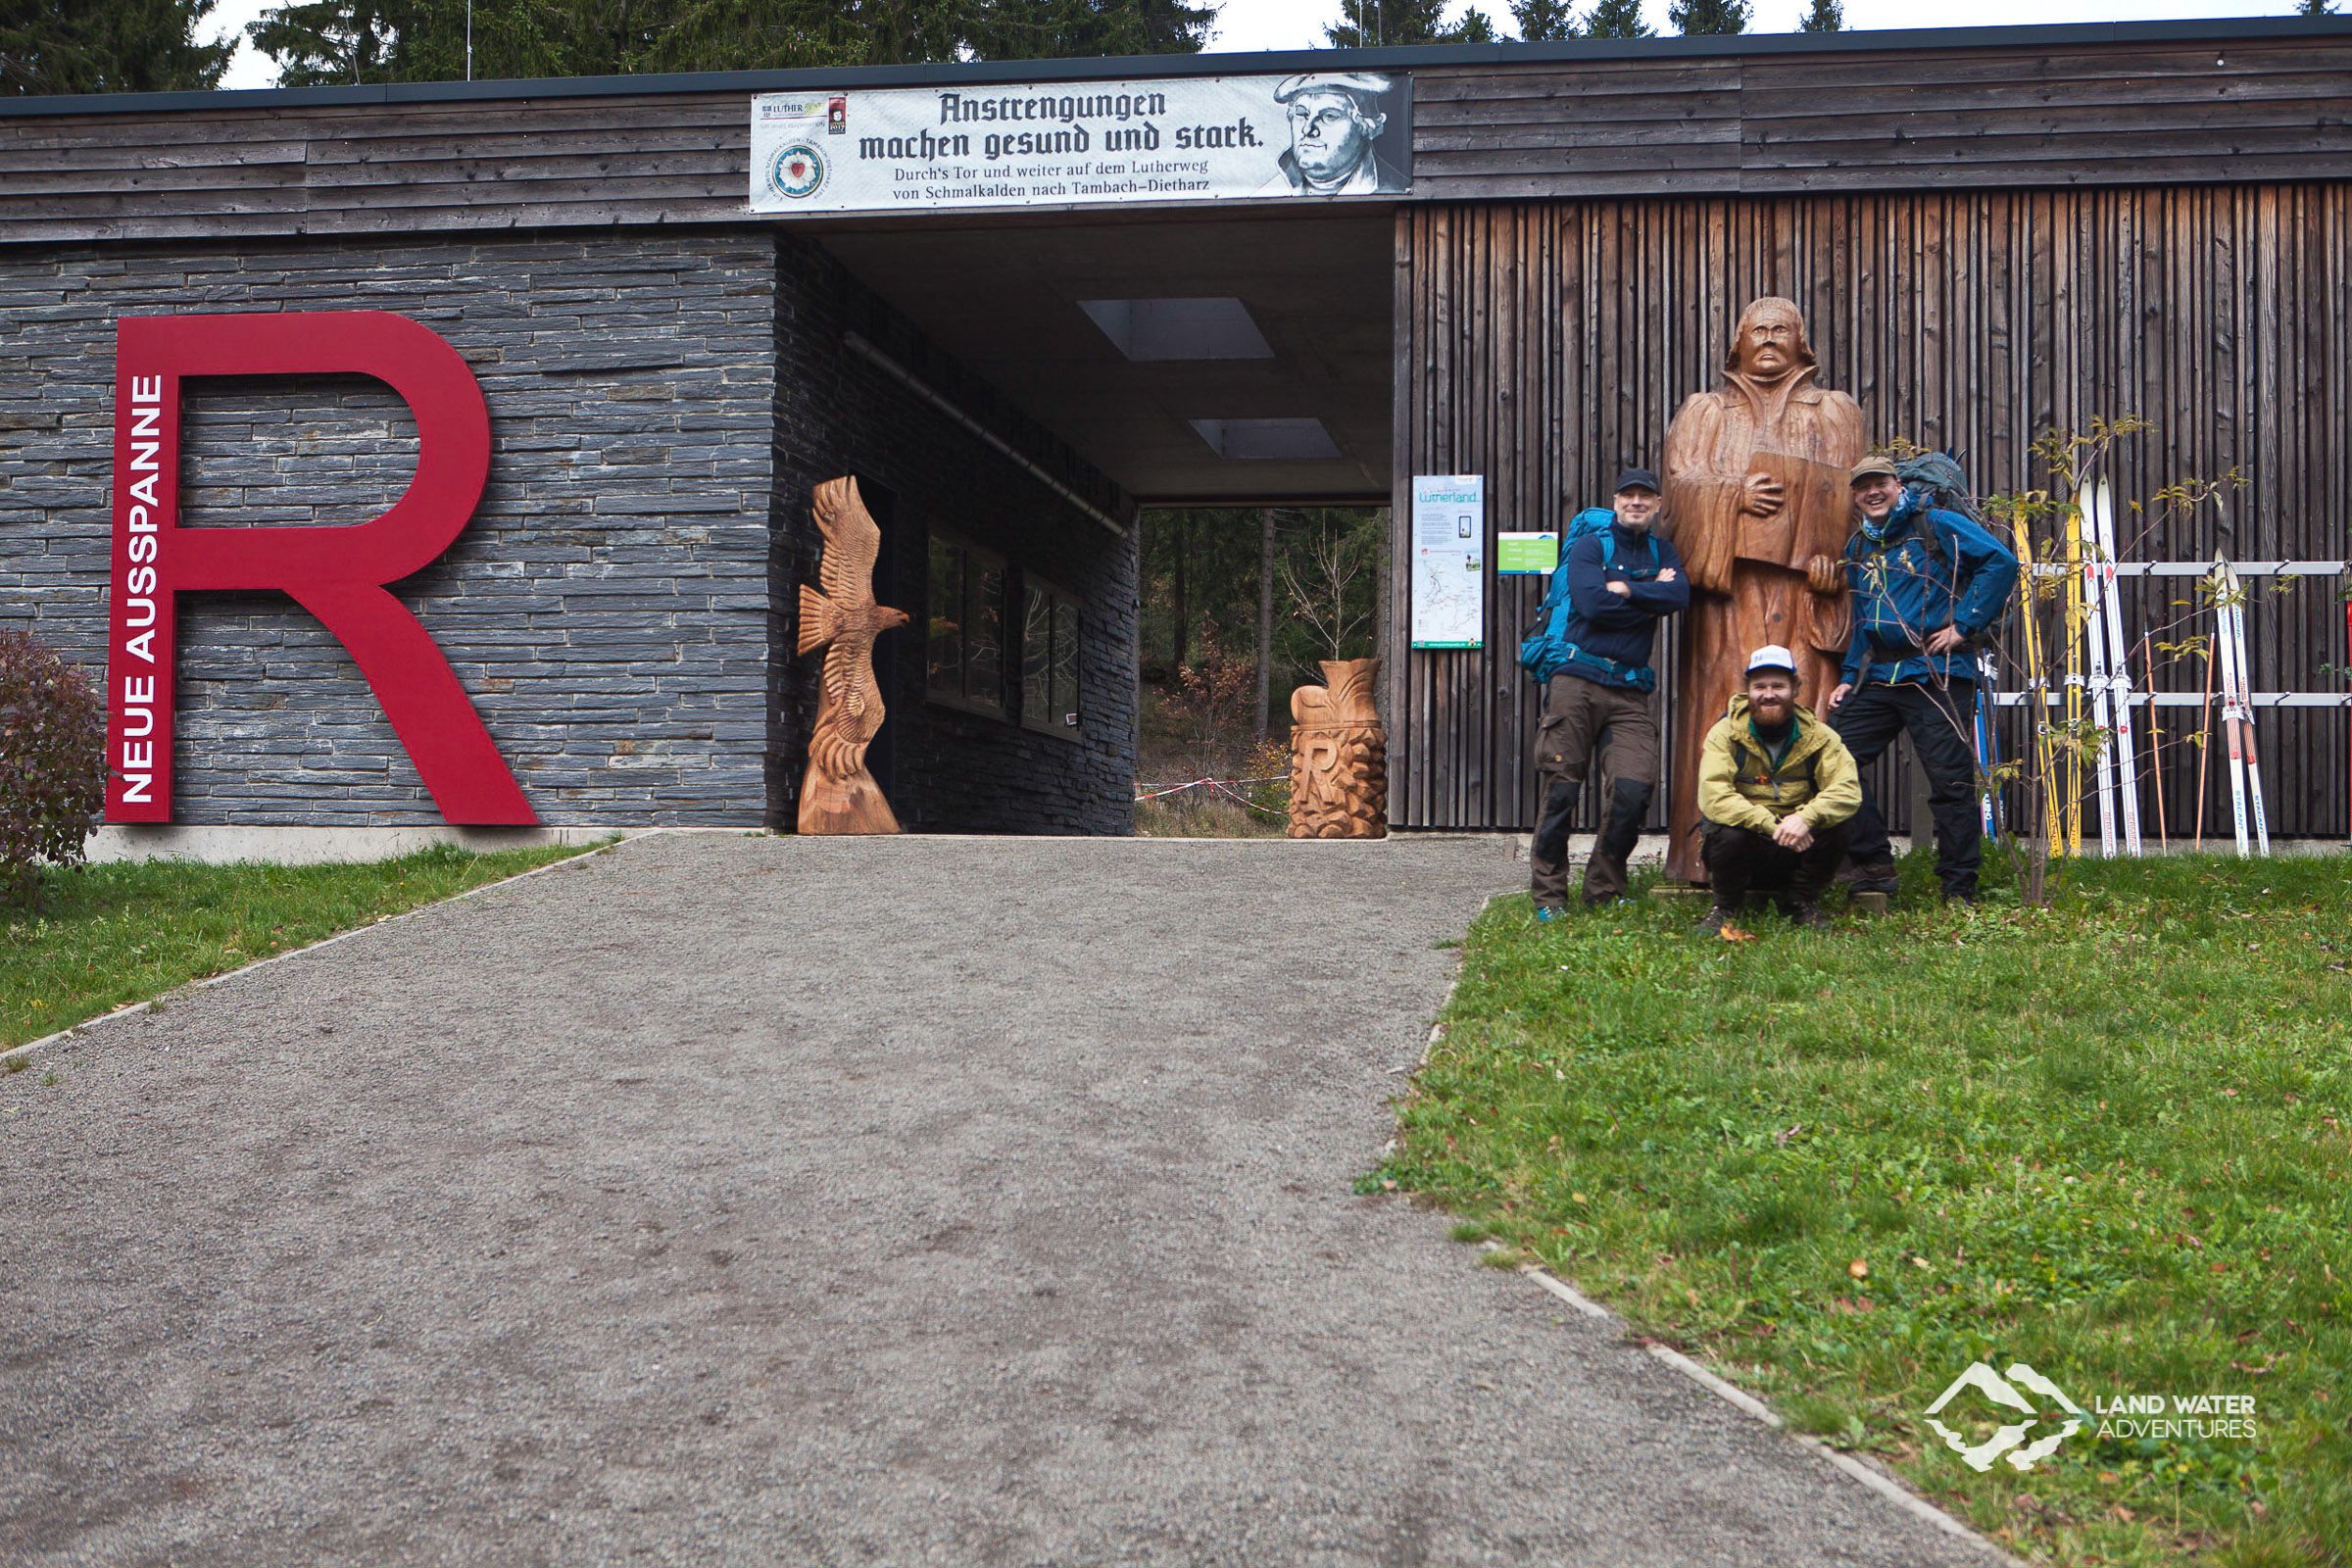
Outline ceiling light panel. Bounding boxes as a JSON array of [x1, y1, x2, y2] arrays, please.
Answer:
[[1188, 418, 1342, 462], [1079, 297, 1274, 362]]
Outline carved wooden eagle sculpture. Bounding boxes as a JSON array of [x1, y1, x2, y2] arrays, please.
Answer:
[[797, 476, 910, 833]]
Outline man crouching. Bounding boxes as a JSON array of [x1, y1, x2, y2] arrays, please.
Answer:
[[1695, 646, 1863, 934]]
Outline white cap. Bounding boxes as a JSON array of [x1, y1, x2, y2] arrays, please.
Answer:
[[1745, 645, 1798, 678]]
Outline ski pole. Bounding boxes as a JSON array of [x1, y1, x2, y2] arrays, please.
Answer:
[[2064, 493, 2086, 858], [2095, 479, 2142, 856], [2227, 563, 2272, 857], [2215, 559, 2252, 857], [2141, 631, 2166, 851]]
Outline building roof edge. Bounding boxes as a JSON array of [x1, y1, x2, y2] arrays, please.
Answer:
[[2, 16, 2347, 120]]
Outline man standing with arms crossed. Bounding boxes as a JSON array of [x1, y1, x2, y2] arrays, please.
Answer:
[[1827, 456, 2020, 904], [1527, 467, 1690, 916]]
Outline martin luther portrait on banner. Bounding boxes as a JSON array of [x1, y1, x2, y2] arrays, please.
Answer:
[[1257, 73, 1410, 196], [1659, 296, 1865, 883]]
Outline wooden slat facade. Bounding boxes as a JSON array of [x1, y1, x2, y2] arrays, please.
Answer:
[[1392, 186, 2352, 838], [0, 94, 755, 242], [0, 24, 2345, 244], [1410, 35, 2352, 198]]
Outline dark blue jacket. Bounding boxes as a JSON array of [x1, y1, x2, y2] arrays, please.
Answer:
[[1552, 523, 1690, 688], [1839, 492, 2020, 688]]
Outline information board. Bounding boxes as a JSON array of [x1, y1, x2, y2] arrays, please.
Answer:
[[1410, 474, 1485, 650], [1495, 532, 1559, 576]]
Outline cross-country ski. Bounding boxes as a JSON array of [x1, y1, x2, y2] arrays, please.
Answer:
[[2092, 478, 2143, 856]]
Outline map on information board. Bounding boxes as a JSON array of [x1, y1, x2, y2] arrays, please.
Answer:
[[1410, 474, 1484, 649]]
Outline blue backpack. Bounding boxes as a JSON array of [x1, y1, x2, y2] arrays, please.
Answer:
[[1517, 510, 1663, 689]]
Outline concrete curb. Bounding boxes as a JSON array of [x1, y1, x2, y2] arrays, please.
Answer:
[[1411, 891, 2017, 1565], [1, 829, 647, 1069], [1518, 1267, 2024, 1565]]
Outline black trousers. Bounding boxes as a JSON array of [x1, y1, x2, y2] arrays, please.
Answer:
[[1828, 677, 1983, 896], [1530, 675, 1659, 906], [1702, 818, 1853, 910]]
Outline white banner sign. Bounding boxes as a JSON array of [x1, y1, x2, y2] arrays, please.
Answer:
[[750, 72, 1410, 216], [1410, 474, 1484, 650]]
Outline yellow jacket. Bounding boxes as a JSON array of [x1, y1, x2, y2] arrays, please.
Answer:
[[1696, 696, 1863, 833]]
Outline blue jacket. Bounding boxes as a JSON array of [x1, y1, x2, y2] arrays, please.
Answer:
[[1839, 494, 2019, 688], [1552, 523, 1690, 688]]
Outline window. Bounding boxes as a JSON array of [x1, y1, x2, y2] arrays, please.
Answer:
[[927, 534, 1004, 715], [1021, 579, 1083, 737]]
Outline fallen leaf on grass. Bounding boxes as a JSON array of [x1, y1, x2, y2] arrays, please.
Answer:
[[1848, 1258, 1869, 1279], [1717, 924, 1757, 943]]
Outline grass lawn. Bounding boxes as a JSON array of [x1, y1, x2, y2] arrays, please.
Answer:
[[1370, 849, 2352, 1567], [1, 841, 604, 1053]]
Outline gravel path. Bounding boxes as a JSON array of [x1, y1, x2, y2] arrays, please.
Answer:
[[2, 832, 1996, 1566]]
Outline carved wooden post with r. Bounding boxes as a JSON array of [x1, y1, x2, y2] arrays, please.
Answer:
[[797, 476, 909, 834], [1288, 657, 1387, 838]]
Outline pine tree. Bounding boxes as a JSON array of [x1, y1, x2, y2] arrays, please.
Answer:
[[1668, 0, 1745, 34], [243, 0, 399, 85], [1511, 0, 1579, 42], [1580, 0, 1655, 37], [1581, 0, 1650, 38], [964, 0, 1217, 62], [1797, 0, 1840, 30], [248, 0, 1214, 84], [1325, 0, 1495, 48], [2297, 0, 2333, 15], [1, 0, 234, 94]]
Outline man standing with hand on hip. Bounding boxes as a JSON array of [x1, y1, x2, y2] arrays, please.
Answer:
[[1826, 455, 2019, 904], [1525, 467, 1690, 916]]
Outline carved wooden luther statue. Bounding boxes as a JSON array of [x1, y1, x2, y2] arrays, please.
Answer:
[[1288, 658, 1387, 839], [1660, 297, 1864, 881], [798, 476, 910, 835]]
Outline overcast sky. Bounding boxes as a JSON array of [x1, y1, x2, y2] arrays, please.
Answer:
[[204, 0, 2307, 89]]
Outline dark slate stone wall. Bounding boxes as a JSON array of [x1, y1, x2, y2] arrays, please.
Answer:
[[770, 236, 1138, 836], [0, 233, 778, 826]]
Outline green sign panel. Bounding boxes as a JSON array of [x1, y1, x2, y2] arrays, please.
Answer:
[[1495, 532, 1559, 576]]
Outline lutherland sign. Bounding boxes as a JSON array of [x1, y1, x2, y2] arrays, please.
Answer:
[[750, 72, 1411, 215]]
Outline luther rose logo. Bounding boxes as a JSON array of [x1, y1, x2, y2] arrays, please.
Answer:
[[772, 143, 827, 199]]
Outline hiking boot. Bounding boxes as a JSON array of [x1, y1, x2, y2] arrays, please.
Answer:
[[1692, 906, 1738, 936], [1780, 901, 1833, 932], [1847, 861, 1899, 896], [1942, 887, 1982, 907]]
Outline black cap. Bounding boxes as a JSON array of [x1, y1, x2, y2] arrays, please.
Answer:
[[1613, 466, 1660, 494]]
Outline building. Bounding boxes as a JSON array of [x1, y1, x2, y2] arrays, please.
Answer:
[[2, 18, 2347, 852]]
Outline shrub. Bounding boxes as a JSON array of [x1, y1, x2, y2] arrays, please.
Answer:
[[0, 631, 107, 907]]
